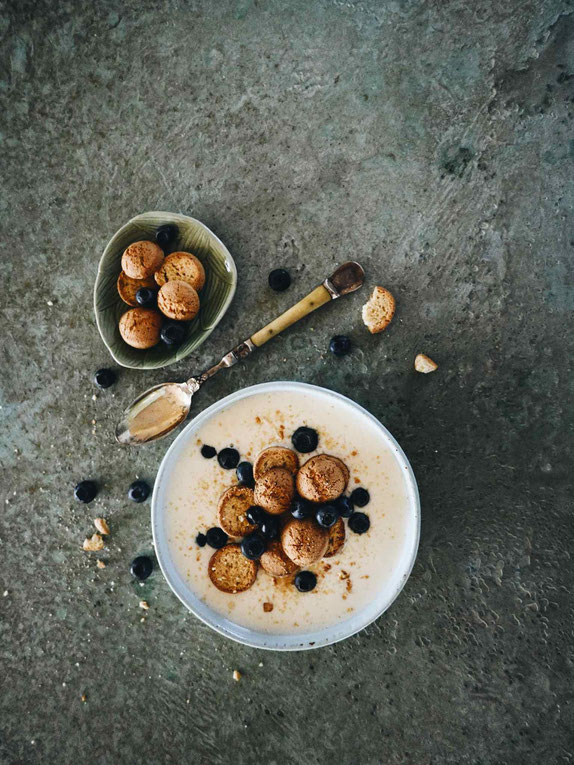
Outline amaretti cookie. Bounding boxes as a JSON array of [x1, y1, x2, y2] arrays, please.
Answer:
[[157, 280, 200, 321], [154, 252, 206, 292], [281, 518, 329, 567], [119, 308, 163, 349], [362, 286, 395, 334], [121, 240, 164, 280], [260, 540, 299, 578], [254, 467, 295, 515], [117, 272, 157, 307], [208, 544, 258, 593], [324, 517, 346, 558], [217, 485, 257, 537], [253, 446, 299, 481], [296, 454, 349, 503]]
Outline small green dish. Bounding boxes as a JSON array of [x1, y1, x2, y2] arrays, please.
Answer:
[[94, 211, 237, 370]]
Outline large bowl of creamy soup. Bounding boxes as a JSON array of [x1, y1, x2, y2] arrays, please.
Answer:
[[152, 381, 420, 650]]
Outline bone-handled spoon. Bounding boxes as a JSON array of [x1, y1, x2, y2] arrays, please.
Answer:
[[115, 261, 364, 446]]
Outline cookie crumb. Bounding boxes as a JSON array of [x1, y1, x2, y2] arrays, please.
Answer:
[[139, 600, 150, 610], [94, 518, 110, 535], [96, 560, 106, 569], [414, 353, 438, 373], [232, 670, 242, 682], [83, 533, 104, 552], [263, 602, 273, 612], [81, 694, 87, 703]]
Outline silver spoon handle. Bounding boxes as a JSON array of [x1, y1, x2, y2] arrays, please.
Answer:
[[186, 339, 255, 390]]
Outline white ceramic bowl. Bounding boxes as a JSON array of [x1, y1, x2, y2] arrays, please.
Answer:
[[152, 382, 420, 650]]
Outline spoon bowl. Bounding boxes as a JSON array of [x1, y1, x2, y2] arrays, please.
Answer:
[[116, 382, 193, 445]]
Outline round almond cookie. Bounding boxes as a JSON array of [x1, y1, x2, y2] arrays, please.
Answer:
[[121, 240, 164, 280], [208, 544, 258, 593], [157, 280, 200, 321], [260, 539, 299, 578], [154, 252, 206, 291], [296, 454, 350, 503], [254, 467, 295, 515], [281, 518, 329, 567], [117, 271, 157, 307], [119, 308, 163, 349], [324, 517, 345, 558], [253, 446, 299, 481], [217, 485, 257, 537]]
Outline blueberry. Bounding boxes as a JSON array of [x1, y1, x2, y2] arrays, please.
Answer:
[[241, 533, 265, 560], [201, 444, 217, 459], [329, 335, 351, 356], [236, 461, 255, 488], [128, 480, 151, 503], [161, 322, 186, 346], [155, 224, 178, 248], [218, 448, 240, 470], [135, 287, 157, 307], [294, 570, 317, 592], [246, 505, 266, 526], [259, 515, 280, 541], [348, 512, 370, 534], [74, 480, 97, 503], [268, 268, 291, 291], [94, 368, 116, 389], [335, 495, 355, 518], [130, 555, 153, 581], [206, 527, 228, 549], [195, 533, 207, 547], [316, 505, 339, 528], [350, 488, 370, 507], [291, 426, 319, 453], [291, 498, 313, 520]]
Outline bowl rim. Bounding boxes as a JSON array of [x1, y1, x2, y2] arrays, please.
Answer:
[[151, 381, 421, 650], [93, 211, 237, 370]]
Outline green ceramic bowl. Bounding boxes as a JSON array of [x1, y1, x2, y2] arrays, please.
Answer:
[[94, 211, 237, 370]]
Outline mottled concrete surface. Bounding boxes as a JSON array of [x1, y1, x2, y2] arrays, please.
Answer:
[[1, 0, 573, 763]]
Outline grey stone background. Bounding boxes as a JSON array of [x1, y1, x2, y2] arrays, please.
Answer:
[[1, 0, 573, 763]]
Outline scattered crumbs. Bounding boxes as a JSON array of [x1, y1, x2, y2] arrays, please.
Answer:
[[96, 560, 106, 569], [46, 300, 54, 306], [322, 563, 331, 571], [94, 518, 110, 535], [339, 570, 350, 580], [351, 450, 357, 456], [258, 662, 263, 668], [232, 669, 242, 682], [360, 574, 369, 579], [140, 617, 145, 623], [91, 394, 97, 401], [263, 602, 273, 612], [354, 477, 360, 484], [83, 533, 104, 552], [346, 579, 352, 593], [255, 416, 261, 424], [139, 600, 149, 610], [81, 694, 87, 703], [2, 590, 8, 597]]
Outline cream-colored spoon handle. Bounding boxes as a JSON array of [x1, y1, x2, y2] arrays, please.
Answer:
[[250, 284, 332, 347]]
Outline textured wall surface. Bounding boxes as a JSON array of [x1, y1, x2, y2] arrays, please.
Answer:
[[1, 1, 573, 763]]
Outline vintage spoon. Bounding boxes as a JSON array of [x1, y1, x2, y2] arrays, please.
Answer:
[[115, 261, 364, 445]]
